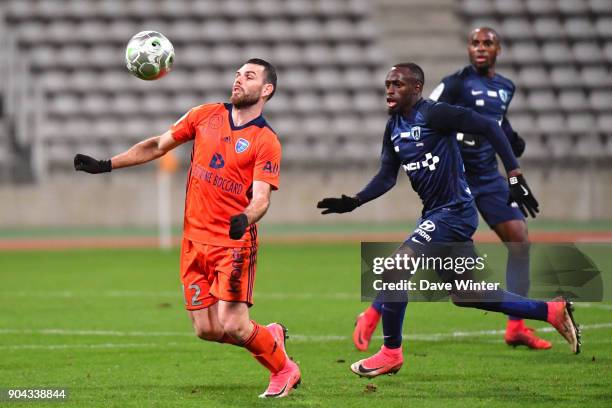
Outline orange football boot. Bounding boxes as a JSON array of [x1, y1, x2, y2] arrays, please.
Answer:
[[259, 323, 301, 398], [353, 306, 381, 351], [350, 345, 403, 378], [546, 297, 581, 354], [505, 319, 552, 350]]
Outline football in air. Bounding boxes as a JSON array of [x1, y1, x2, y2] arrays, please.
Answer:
[[125, 31, 175, 80]]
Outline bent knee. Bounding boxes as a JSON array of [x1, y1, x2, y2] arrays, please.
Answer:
[[193, 325, 223, 342], [219, 319, 252, 340], [507, 225, 530, 246], [507, 239, 531, 258], [220, 322, 247, 339], [194, 328, 222, 342]]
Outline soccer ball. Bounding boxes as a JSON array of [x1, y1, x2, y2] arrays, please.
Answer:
[[125, 31, 175, 80]]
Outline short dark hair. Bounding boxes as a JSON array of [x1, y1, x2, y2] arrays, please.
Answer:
[[393, 62, 425, 87], [245, 58, 277, 101], [469, 27, 501, 45]]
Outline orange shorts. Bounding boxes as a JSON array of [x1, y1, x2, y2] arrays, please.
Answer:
[[180, 238, 257, 310]]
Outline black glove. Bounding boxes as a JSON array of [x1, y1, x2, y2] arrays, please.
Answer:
[[457, 133, 480, 148], [229, 213, 249, 239], [74, 154, 112, 174], [508, 174, 539, 218], [317, 194, 360, 214], [510, 131, 526, 158]]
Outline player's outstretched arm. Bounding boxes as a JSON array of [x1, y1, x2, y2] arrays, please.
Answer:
[[472, 117, 538, 217], [74, 130, 182, 174], [317, 195, 360, 214], [429, 75, 482, 148], [428, 102, 539, 217], [229, 180, 272, 240], [73, 154, 112, 174], [317, 126, 400, 215], [316, 163, 398, 215]]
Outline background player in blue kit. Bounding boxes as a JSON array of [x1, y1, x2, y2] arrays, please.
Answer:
[[317, 63, 580, 378], [430, 27, 549, 349], [352, 27, 550, 352]]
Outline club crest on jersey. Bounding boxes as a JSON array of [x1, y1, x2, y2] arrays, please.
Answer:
[[235, 138, 249, 153], [400, 126, 421, 141], [499, 89, 508, 103]]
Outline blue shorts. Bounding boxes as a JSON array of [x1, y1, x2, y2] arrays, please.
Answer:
[[467, 172, 524, 228], [405, 203, 478, 252]]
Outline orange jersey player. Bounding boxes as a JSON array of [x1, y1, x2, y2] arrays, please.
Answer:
[[73, 58, 301, 398]]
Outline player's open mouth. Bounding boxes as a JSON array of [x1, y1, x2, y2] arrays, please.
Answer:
[[386, 99, 397, 108], [475, 55, 488, 63]]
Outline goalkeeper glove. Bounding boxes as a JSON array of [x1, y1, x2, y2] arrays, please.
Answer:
[[74, 154, 112, 174], [317, 194, 360, 214], [508, 174, 539, 218], [229, 213, 248, 239]]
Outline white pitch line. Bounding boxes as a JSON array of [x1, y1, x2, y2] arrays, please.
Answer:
[[578, 303, 612, 311], [402, 322, 612, 341], [0, 328, 192, 337], [2, 323, 612, 344], [5, 337, 612, 351], [255, 292, 355, 300], [0, 290, 179, 298], [4, 290, 612, 305], [0, 323, 612, 350], [0, 343, 162, 350], [0, 291, 356, 300]]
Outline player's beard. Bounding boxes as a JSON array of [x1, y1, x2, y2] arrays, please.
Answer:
[[231, 91, 260, 109]]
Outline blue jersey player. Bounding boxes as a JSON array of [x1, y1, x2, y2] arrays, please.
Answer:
[[430, 27, 548, 349], [317, 63, 580, 378], [351, 27, 550, 353]]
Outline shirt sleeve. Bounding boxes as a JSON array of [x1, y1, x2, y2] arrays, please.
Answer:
[[501, 117, 526, 157], [426, 102, 519, 172], [170, 107, 198, 142], [254, 135, 282, 190], [355, 123, 401, 204], [429, 74, 461, 104]]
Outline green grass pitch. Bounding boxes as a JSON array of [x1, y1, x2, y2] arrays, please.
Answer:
[[0, 243, 611, 407]]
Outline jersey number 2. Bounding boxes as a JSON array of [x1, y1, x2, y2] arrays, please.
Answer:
[[183, 283, 203, 306]]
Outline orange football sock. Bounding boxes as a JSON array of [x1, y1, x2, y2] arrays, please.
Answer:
[[242, 322, 286, 373]]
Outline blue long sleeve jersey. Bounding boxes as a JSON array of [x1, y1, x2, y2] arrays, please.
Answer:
[[430, 65, 522, 179], [356, 98, 519, 215]]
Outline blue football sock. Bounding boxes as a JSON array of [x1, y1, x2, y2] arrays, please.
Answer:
[[371, 292, 384, 314], [381, 301, 407, 349], [453, 288, 548, 321], [505, 244, 531, 321]]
